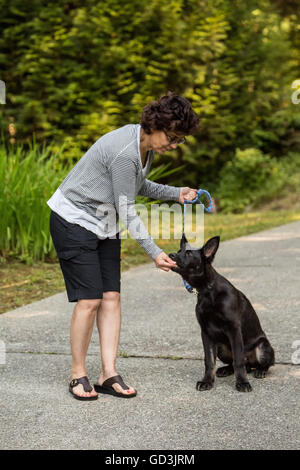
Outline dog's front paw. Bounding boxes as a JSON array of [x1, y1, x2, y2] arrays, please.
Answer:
[[196, 381, 214, 391], [236, 381, 252, 392]]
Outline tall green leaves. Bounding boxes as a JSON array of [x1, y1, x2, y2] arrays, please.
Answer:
[[0, 142, 69, 261]]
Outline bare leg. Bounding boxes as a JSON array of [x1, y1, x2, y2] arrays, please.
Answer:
[[96, 291, 135, 395], [70, 299, 99, 398]]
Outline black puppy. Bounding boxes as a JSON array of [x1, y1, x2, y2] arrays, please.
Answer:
[[169, 234, 275, 392]]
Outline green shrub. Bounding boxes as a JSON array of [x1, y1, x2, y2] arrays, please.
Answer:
[[1, 0, 300, 183], [215, 148, 292, 213]]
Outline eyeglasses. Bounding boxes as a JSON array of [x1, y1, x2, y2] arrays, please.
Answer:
[[165, 132, 186, 145]]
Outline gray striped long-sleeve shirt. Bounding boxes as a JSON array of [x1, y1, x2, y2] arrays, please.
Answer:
[[47, 124, 181, 260]]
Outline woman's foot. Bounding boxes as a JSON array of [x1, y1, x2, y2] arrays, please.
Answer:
[[97, 371, 136, 396], [70, 373, 98, 399]]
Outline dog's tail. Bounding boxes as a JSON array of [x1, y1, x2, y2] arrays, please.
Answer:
[[245, 336, 275, 367]]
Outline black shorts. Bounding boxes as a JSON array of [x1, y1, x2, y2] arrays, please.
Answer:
[[49, 210, 121, 302]]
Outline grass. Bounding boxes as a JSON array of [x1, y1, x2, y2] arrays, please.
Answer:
[[1, 206, 299, 315]]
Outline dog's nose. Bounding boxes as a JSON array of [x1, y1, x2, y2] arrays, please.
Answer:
[[169, 253, 176, 260]]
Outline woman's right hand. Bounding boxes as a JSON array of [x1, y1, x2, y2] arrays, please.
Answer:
[[155, 252, 177, 272]]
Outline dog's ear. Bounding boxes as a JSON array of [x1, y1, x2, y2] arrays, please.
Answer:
[[180, 232, 196, 251], [203, 236, 220, 262], [180, 232, 189, 251]]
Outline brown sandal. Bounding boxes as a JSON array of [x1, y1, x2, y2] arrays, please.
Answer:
[[69, 376, 98, 401], [94, 375, 137, 398]]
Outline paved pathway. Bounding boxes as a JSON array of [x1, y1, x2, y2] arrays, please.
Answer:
[[0, 221, 299, 450]]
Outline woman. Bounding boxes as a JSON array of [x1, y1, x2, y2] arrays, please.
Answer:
[[47, 91, 199, 400]]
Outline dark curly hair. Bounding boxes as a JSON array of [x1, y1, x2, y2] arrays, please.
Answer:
[[140, 91, 199, 135]]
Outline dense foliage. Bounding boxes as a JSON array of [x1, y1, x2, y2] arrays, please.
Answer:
[[0, 0, 300, 204]]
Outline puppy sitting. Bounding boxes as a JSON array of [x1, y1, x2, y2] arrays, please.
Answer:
[[169, 235, 275, 392]]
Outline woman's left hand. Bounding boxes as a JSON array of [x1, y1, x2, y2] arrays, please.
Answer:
[[179, 187, 198, 204]]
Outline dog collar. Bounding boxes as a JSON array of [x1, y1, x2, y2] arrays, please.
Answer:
[[183, 279, 214, 294], [183, 279, 195, 294]]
